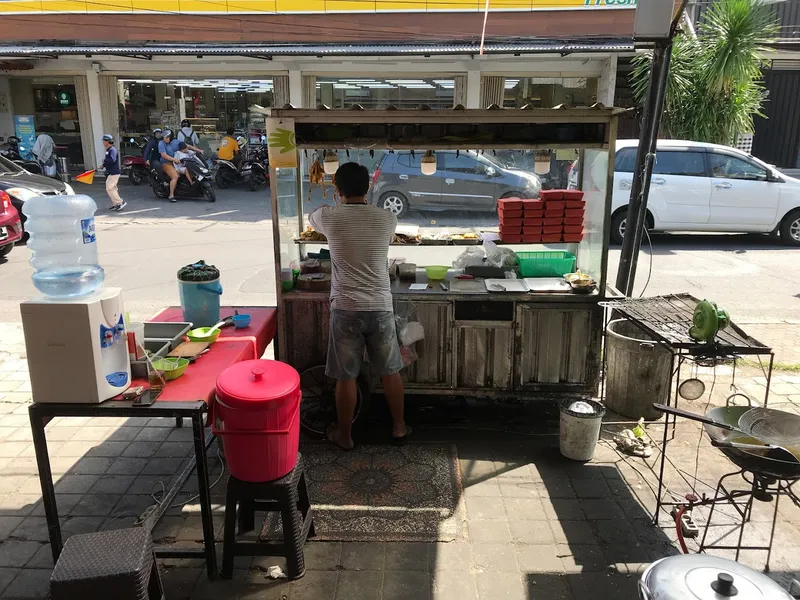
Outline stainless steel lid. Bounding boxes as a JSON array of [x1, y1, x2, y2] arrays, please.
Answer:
[[640, 555, 793, 600]]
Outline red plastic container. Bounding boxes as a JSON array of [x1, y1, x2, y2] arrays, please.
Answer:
[[564, 225, 584, 234], [500, 217, 523, 228], [500, 233, 522, 243], [498, 207, 523, 219], [497, 197, 523, 210], [538, 190, 564, 201], [543, 225, 563, 234], [545, 210, 564, 219], [541, 234, 563, 243], [543, 200, 566, 212], [565, 208, 585, 219], [213, 359, 301, 482], [521, 234, 542, 243], [521, 198, 544, 210], [562, 233, 584, 243], [565, 200, 585, 209], [563, 190, 584, 201], [524, 210, 544, 219], [543, 217, 563, 226], [522, 225, 542, 235], [564, 217, 584, 226]]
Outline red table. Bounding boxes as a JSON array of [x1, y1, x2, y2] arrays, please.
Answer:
[[30, 305, 278, 580], [134, 306, 278, 404]]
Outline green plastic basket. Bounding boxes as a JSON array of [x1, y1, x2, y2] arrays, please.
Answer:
[[516, 251, 576, 278]]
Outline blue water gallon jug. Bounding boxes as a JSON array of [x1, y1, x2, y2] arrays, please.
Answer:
[[23, 194, 104, 298], [177, 260, 222, 327]]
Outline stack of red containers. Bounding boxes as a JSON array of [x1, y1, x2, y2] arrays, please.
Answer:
[[562, 190, 585, 243], [498, 191, 585, 243], [497, 197, 524, 243]]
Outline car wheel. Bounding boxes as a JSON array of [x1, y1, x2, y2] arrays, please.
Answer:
[[610, 211, 628, 245], [130, 170, 143, 186], [379, 192, 408, 217], [0, 243, 12, 258], [780, 209, 800, 247]]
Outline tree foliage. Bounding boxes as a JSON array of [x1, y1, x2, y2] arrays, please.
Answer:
[[631, 0, 778, 145]]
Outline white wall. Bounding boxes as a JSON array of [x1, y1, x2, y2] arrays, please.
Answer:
[[0, 77, 13, 141]]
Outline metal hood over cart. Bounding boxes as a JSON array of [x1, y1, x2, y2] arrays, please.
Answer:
[[267, 106, 624, 414]]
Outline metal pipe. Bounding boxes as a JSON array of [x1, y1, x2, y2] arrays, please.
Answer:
[[616, 37, 673, 296]]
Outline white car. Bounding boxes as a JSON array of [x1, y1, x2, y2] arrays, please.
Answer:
[[602, 140, 800, 246]]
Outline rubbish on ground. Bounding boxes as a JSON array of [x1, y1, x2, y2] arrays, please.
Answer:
[[266, 565, 287, 579], [568, 400, 595, 414], [614, 429, 652, 458]]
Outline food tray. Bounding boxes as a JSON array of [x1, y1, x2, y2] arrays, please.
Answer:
[[143, 322, 192, 351], [452, 238, 482, 245], [524, 277, 572, 293], [420, 238, 449, 245], [485, 278, 530, 293]]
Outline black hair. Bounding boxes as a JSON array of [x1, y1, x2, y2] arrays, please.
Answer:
[[227, 127, 235, 135], [178, 142, 187, 150], [335, 162, 370, 198]]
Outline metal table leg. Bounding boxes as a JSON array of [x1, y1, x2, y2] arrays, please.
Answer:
[[192, 413, 218, 579], [29, 406, 62, 563]]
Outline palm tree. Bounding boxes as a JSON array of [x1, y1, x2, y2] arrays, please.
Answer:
[[631, 0, 778, 145]]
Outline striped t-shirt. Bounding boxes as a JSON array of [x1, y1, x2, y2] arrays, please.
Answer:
[[309, 204, 397, 312]]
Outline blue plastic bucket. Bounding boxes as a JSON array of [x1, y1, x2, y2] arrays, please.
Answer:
[[179, 278, 223, 327]]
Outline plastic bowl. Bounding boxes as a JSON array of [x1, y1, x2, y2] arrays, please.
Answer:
[[151, 357, 190, 381], [187, 327, 221, 343], [424, 265, 450, 280], [232, 314, 251, 329]]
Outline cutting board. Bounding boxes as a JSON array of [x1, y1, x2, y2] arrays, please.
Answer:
[[169, 341, 210, 358]]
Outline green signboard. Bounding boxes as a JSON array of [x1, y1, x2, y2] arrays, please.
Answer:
[[58, 91, 71, 107]]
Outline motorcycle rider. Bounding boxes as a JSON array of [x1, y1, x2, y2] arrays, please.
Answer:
[[218, 127, 242, 170], [158, 129, 202, 202], [177, 119, 199, 146], [143, 128, 163, 169]]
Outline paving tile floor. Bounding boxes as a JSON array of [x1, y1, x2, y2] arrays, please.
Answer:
[[2, 330, 800, 598]]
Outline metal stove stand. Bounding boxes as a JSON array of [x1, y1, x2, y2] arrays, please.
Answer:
[[697, 469, 799, 571], [600, 294, 775, 523]]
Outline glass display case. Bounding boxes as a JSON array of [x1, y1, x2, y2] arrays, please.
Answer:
[[267, 107, 622, 403]]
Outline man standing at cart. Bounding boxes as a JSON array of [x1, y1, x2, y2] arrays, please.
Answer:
[[309, 162, 409, 450]]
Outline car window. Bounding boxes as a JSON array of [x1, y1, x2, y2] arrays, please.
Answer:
[[615, 148, 636, 173], [0, 155, 24, 174], [442, 153, 480, 174], [396, 152, 420, 169], [708, 153, 767, 181], [653, 151, 706, 177]]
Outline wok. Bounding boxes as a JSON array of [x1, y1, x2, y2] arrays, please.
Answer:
[[654, 404, 800, 480], [704, 405, 800, 480]]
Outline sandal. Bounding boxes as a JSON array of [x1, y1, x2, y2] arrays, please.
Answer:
[[325, 424, 354, 451], [392, 425, 412, 446]]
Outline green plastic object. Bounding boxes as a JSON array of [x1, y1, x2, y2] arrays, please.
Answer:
[[689, 299, 730, 343], [151, 357, 189, 381], [516, 251, 576, 278], [424, 265, 449, 280]]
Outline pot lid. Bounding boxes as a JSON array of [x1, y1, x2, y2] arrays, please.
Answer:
[[641, 555, 792, 600], [216, 359, 300, 409]]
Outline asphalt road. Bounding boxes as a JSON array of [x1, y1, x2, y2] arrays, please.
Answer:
[[1, 177, 798, 324]]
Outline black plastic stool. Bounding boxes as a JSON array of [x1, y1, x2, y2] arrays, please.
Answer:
[[50, 527, 164, 600], [221, 453, 315, 580]]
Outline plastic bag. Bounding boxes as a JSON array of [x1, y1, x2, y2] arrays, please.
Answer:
[[484, 238, 519, 269], [453, 247, 486, 268], [394, 303, 423, 367]]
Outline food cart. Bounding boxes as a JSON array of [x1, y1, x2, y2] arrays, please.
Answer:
[[266, 107, 623, 431]]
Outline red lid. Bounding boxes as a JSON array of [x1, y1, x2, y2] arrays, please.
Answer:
[[216, 359, 300, 410]]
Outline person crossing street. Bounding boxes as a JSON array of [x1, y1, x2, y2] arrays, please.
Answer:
[[98, 134, 126, 212]]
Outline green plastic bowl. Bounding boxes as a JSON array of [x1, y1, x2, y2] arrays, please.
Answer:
[[187, 327, 221, 343], [424, 265, 450, 280], [151, 357, 190, 381]]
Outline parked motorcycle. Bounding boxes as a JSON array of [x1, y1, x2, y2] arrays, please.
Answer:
[[248, 147, 270, 191], [150, 154, 216, 202], [122, 138, 149, 185], [215, 157, 253, 189], [0, 136, 42, 174]]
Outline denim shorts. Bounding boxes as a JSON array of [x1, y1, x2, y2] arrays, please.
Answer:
[[326, 310, 404, 380]]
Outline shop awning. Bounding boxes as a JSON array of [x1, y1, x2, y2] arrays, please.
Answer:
[[0, 39, 633, 59]]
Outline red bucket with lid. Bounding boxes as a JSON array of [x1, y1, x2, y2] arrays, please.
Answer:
[[213, 359, 301, 482]]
